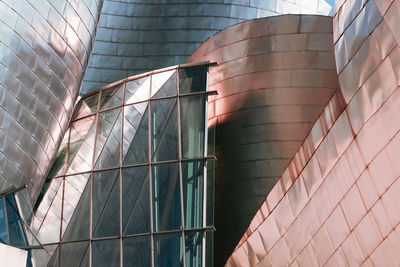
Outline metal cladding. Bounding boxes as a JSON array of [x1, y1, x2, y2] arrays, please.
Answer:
[[80, 0, 334, 94], [187, 15, 339, 266], [0, 0, 103, 203], [226, 0, 400, 266]]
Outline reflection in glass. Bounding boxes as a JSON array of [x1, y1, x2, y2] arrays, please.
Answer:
[[123, 235, 151, 267], [122, 166, 150, 234], [183, 161, 204, 229], [185, 231, 203, 267], [100, 84, 123, 110], [125, 76, 150, 104], [151, 98, 178, 162], [72, 92, 99, 120], [179, 66, 207, 94], [60, 241, 89, 267], [180, 95, 205, 159], [152, 163, 181, 231], [6, 194, 27, 246], [92, 239, 120, 267], [123, 103, 149, 165], [92, 170, 120, 238], [151, 70, 176, 98], [154, 232, 183, 267], [0, 198, 7, 243]]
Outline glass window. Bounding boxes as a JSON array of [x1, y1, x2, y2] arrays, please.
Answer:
[[152, 163, 181, 232], [92, 239, 120, 267], [125, 76, 150, 105], [185, 231, 203, 267], [99, 84, 124, 110], [6, 194, 27, 246], [151, 70, 177, 98], [0, 198, 7, 244], [180, 95, 205, 159], [183, 161, 204, 229], [151, 98, 178, 162], [60, 241, 89, 267], [179, 66, 207, 94], [92, 170, 120, 238], [123, 235, 151, 267], [154, 232, 183, 267], [72, 92, 99, 120], [122, 166, 150, 235]]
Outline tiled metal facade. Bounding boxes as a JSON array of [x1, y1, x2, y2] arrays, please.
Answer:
[[227, 0, 400, 266], [80, 0, 334, 94], [0, 0, 103, 204], [187, 15, 339, 266]]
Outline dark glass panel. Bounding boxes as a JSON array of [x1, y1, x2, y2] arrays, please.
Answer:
[[154, 232, 183, 267], [179, 66, 207, 94], [6, 194, 27, 246], [72, 92, 99, 120], [180, 95, 205, 159], [151, 98, 178, 162], [62, 175, 90, 242], [185, 231, 203, 267], [123, 103, 149, 165], [0, 198, 7, 244], [183, 161, 204, 229], [99, 84, 124, 110], [123, 235, 151, 267], [125, 76, 150, 104], [152, 163, 181, 231], [47, 246, 59, 267], [47, 128, 69, 178], [205, 231, 213, 267], [92, 170, 120, 238], [92, 239, 120, 267], [60, 241, 89, 267], [151, 70, 177, 99], [94, 109, 121, 168], [206, 160, 214, 227], [94, 111, 121, 170], [122, 166, 150, 235]]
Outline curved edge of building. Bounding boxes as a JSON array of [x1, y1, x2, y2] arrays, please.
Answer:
[[227, 1, 400, 266], [0, 0, 103, 204], [187, 14, 339, 266], [81, 0, 334, 94]]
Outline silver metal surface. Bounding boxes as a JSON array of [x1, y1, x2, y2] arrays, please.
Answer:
[[0, 0, 104, 205], [187, 14, 338, 266], [81, 0, 334, 94]]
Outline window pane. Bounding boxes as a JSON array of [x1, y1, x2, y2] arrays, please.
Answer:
[[123, 235, 151, 267], [125, 76, 150, 105], [6, 193, 27, 246], [152, 163, 181, 231], [179, 66, 207, 94], [151, 70, 177, 99], [123, 103, 149, 165], [92, 170, 120, 238], [151, 98, 178, 162], [60, 241, 89, 267], [185, 231, 203, 267], [92, 239, 120, 267], [183, 161, 204, 229], [154, 232, 183, 267], [180, 95, 205, 159], [0, 198, 7, 243], [122, 166, 150, 235], [72, 92, 99, 120], [99, 84, 123, 110]]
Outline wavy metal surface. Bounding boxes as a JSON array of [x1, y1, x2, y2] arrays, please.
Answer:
[[80, 0, 334, 94], [227, 0, 400, 266], [0, 0, 103, 204], [187, 15, 338, 266]]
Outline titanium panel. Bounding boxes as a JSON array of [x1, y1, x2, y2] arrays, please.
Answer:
[[187, 15, 338, 266], [0, 0, 103, 205], [227, 0, 400, 266], [81, 0, 334, 94]]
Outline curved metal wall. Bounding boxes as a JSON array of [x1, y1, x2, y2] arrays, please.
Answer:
[[80, 0, 334, 94], [227, 0, 400, 266], [187, 15, 338, 266], [0, 0, 103, 203]]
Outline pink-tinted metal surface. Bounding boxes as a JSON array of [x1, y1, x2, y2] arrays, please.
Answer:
[[187, 15, 339, 266], [227, 0, 400, 266]]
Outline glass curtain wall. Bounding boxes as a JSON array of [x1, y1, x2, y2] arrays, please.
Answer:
[[13, 63, 214, 267]]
